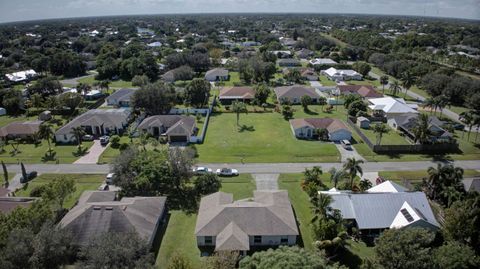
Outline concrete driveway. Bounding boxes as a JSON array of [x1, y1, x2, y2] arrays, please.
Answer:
[[310, 81, 323, 88], [74, 140, 108, 164], [253, 174, 279, 190], [335, 143, 365, 162]]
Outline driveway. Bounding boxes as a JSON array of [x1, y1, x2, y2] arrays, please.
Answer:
[[335, 143, 365, 162], [7, 174, 22, 192], [310, 81, 323, 88], [361, 172, 379, 185], [253, 174, 279, 190], [73, 140, 108, 164]]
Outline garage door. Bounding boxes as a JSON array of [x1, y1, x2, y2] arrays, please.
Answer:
[[169, 135, 187, 142]]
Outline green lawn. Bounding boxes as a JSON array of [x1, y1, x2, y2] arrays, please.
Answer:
[[347, 79, 380, 87], [16, 174, 104, 209], [0, 115, 38, 128], [156, 174, 256, 269], [359, 126, 411, 145], [0, 140, 93, 164], [318, 75, 337, 86], [77, 76, 133, 89], [197, 113, 340, 163], [223, 72, 242, 86]]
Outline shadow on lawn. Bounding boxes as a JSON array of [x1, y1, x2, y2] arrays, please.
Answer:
[[333, 248, 363, 269], [41, 151, 57, 162], [238, 125, 255, 132], [304, 109, 318, 115], [72, 147, 89, 157]]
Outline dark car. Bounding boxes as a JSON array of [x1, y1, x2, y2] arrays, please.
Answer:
[[453, 123, 465, 130], [20, 171, 37, 183]]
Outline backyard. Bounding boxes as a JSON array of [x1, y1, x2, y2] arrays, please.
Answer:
[[77, 76, 134, 89]]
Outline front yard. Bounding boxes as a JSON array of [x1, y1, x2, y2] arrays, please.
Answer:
[[196, 113, 340, 163]]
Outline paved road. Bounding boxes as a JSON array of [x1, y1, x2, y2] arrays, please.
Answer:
[[6, 160, 479, 175], [60, 72, 96, 86], [253, 174, 279, 190], [74, 141, 108, 164]]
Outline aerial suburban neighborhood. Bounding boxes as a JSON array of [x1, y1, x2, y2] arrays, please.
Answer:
[[0, 6, 479, 269]]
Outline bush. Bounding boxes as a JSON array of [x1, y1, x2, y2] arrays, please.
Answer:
[[30, 185, 48, 197], [118, 143, 129, 151], [159, 137, 168, 144], [110, 135, 120, 148]]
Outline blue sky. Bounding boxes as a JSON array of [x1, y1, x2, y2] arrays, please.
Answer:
[[0, 0, 478, 23]]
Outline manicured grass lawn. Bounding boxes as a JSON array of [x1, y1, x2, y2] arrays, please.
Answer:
[[197, 113, 340, 163], [0, 140, 93, 164], [293, 105, 349, 120], [156, 174, 256, 269], [0, 115, 38, 128], [347, 79, 380, 87], [16, 174, 104, 208], [320, 33, 348, 48], [319, 75, 337, 86], [359, 126, 411, 145], [379, 169, 480, 181], [223, 72, 242, 86], [78, 76, 133, 88]]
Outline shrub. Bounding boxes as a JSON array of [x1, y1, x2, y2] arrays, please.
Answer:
[[110, 135, 120, 148], [30, 185, 48, 197], [118, 143, 129, 151]]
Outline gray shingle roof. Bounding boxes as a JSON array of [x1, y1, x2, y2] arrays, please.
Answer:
[[274, 85, 320, 100], [137, 115, 196, 136], [0, 120, 43, 137], [60, 191, 167, 246], [55, 109, 130, 135], [106, 88, 137, 103]]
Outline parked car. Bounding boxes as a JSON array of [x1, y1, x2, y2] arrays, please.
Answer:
[[20, 171, 37, 183], [82, 134, 94, 141], [193, 167, 213, 175], [340, 140, 352, 150], [216, 168, 239, 177], [105, 173, 115, 184], [453, 123, 465, 130], [100, 135, 110, 146]]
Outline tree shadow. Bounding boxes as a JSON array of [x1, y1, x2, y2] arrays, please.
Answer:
[[304, 109, 318, 115], [41, 151, 57, 162], [167, 188, 199, 214], [72, 147, 89, 157], [332, 247, 363, 269], [238, 125, 255, 132]]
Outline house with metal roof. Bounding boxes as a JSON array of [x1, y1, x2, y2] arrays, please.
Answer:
[[195, 191, 299, 255], [321, 67, 362, 81], [59, 191, 167, 246], [368, 97, 418, 118]]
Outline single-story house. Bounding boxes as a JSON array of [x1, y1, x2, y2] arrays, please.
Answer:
[[277, 58, 301, 67], [147, 41, 162, 47], [388, 114, 453, 143], [219, 86, 255, 105], [161, 70, 175, 82], [290, 118, 352, 141], [106, 88, 138, 107], [85, 90, 103, 100], [0, 120, 43, 139], [271, 50, 292, 59], [296, 48, 314, 59], [321, 67, 362, 81], [5, 69, 37, 82], [59, 191, 167, 247], [357, 116, 370, 129], [195, 191, 299, 255], [205, 68, 229, 82], [336, 85, 383, 99], [241, 41, 261, 47], [55, 109, 130, 143], [0, 197, 37, 214], [368, 97, 418, 118], [300, 68, 318, 81], [138, 115, 197, 143], [321, 184, 439, 237], [274, 85, 320, 104], [0, 107, 6, 116], [279, 37, 297, 48], [309, 58, 338, 65]]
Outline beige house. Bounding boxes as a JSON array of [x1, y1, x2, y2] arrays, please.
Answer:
[[290, 118, 352, 141], [274, 85, 320, 104], [137, 115, 196, 143]]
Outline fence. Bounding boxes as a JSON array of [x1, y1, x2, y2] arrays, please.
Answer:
[[190, 95, 216, 144], [346, 117, 458, 154]]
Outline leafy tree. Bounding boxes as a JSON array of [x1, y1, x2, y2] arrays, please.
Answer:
[[301, 95, 312, 111], [239, 246, 337, 269], [79, 232, 154, 269], [132, 82, 177, 115], [185, 78, 211, 108], [285, 69, 302, 83], [374, 228, 435, 269], [343, 157, 363, 190], [253, 83, 270, 105], [132, 74, 150, 87], [167, 252, 192, 269], [318, 96, 327, 110], [232, 101, 247, 127], [0, 89, 23, 114], [315, 128, 329, 141], [193, 174, 222, 197], [424, 163, 464, 206], [352, 62, 371, 77], [39, 176, 76, 210], [380, 75, 389, 94], [28, 77, 62, 97], [204, 251, 239, 269], [347, 100, 367, 117], [281, 104, 294, 120], [29, 223, 75, 268], [433, 242, 480, 269], [29, 93, 44, 109], [343, 94, 361, 109], [58, 92, 84, 115], [372, 123, 389, 145], [389, 80, 401, 97]]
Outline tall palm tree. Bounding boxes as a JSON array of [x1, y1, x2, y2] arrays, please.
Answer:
[[411, 114, 431, 144], [328, 167, 345, 189], [400, 71, 415, 99], [310, 192, 332, 223], [343, 157, 364, 190], [372, 123, 389, 145], [232, 100, 247, 127], [38, 124, 55, 154], [423, 97, 436, 114], [70, 126, 86, 150], [435, 96, 449, 117], [426, 163, 464, 203], [380, 75, 389, 94], [389, 80, 401, 97], [460, 111, 475, 141]]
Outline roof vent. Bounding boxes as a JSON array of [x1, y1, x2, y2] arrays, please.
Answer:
[[93, 206, 101, 210]]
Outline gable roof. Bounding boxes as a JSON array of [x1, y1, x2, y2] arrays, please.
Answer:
[[326, 192, 439, 230], [60, 191, 167, 246], [106, 88, 138, 103], [0, 120, 43, 137], [55, 109, 130, 135], [463, 178, 480, 193], [323, 67, 361, 77], [368, 97, 418, 114], [219, 86, 255, 99], [195, 191, 298, 251], [205, 68, 228, 77], [274, 85, 320, 100], [0, 197, 37, 214], [337, 85, 382, 98], [309, 58, 337, 65], [391, 114, 452, 139], [138, 115, 196, 136], [290, 118, 349, 133], [367, 180, 408, 193]]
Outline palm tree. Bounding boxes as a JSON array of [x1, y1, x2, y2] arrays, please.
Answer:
[[400, 71, 415, 99], [38, 124, 55, 155], [411, 114, 431, 144], [426, 163, 464, 203], [232, 100, 247, 127], [423, 97, 436, 114], [380, 75, 389, 94], [460, 111, 475, 141], [389, 80, 401, 97], [343, 157, 364, 190], [328, 167, 345, 189], [310, 192, 332, 223], [70, 126, 86, 150], [372, 123, 389, 145], [435, 96, 449, 117]]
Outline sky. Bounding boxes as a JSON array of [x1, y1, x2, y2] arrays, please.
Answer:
[[0, 0, 478, 23]]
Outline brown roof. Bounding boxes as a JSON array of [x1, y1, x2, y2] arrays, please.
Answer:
[[0, 121, 42, 137], [219, 86, 255, 99], [0, 197, 36, 214], [274, 85, 320, 100], [290, 118, 349, 133], [337, 85, 382, 98]]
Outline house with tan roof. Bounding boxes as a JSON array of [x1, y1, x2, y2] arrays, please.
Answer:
[[336, 85, 383, 99], [274, 85, 320, 104], [137, 115, 197, 143], [0, 120, 43, 139], [59, 191, 167, 246], [195, 191, 299, 255], [289, 118, 352, 141], [219, 86, 255, 105]]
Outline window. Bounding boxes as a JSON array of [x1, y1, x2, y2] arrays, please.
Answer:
[[280, 236, 288, 244], [254, 236, 262, 244], [204, 236, 213, 245]]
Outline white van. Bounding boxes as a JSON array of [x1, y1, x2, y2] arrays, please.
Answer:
[[341, 140, 352, 150]]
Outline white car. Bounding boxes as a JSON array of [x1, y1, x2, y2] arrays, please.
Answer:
[[216, 168, 239, 177], [193, 167, 213, 175], [106, 173, 115, 184], [340, 140, 352, 150]]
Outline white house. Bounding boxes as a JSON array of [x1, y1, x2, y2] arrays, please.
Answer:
[[5, 69, 37, 82], [321, 67, 362, 81], [368, 97, 418, 119], [309, 58, 338, 65]]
